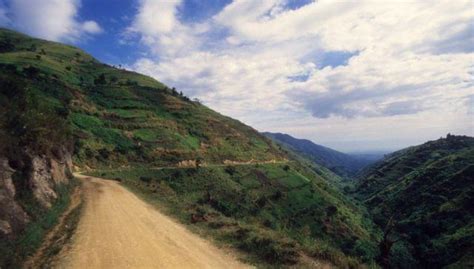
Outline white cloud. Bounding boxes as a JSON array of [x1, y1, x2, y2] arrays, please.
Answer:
[[129, 0, 473, 151], [132, 0, 181, 35], [82, 20, 103, 34], [126, 0, 200, 58], [3, 0, 102, 42]]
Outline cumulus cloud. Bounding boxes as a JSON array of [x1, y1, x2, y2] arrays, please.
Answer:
[[292, 50, 473, 118], [126, 0, 201, 58], [1, 0, 102, 42], [82, 20, 103, 34], [128, 0, 473, 150]]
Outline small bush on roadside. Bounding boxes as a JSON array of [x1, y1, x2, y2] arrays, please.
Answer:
[[236, 229, 299, 265], [139, 176, 152, 183]]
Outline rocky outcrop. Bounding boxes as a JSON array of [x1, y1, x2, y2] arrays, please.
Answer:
[[176, 160, 198, 167], [0, 147, 73, 239], [0, 158, 30, 239]]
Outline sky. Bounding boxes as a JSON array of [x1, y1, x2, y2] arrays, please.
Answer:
[[0, 0, 473, 152]]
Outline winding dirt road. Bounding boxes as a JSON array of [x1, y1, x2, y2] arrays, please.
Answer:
[[56, 174, 249, 269]]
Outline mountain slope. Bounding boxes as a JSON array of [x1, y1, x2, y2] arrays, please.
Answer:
[[355, 134, 474, 268], [0, 28, 379, 268], [264, 132, 373, 177], [0, 28, 283, 169]]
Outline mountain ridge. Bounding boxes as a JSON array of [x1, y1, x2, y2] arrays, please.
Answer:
[[263, 132, 376, 177]]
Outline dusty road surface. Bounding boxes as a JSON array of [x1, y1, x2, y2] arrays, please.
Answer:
[[56, 174, 250, 269]]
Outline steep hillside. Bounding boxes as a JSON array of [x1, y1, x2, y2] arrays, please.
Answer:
[[264, 132, 373, 177], [355, 134, 474, 268], [0, 28, 283, 170], [0, 28, 380, 268]]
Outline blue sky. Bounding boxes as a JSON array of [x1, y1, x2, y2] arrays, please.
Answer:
[[0, 0, 473, 152]]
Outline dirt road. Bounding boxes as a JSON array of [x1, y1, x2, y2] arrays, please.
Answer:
[[56, 174, 250, 269]]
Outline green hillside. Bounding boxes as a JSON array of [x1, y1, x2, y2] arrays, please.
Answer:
[[355, 135, 474, 268], [0, 28, 382, 268], [0, 28, 283, 168]]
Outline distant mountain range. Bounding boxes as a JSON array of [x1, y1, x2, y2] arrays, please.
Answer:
[[263, 132, 380, 177]]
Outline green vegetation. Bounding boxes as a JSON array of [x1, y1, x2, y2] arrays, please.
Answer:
[[89, 163, 380, 267], [34, 197, 83, 268], [355, 135, 474, 268], [0, 28, 282, 168], [0, 180, 78, 268]]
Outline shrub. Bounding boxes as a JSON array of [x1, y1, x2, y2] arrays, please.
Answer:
[[23, 66, 40, 78], [326, 205, 338, 217], [125, 79, 138, 86], [139, 176, 152, 183], [237, 230, 299, 264], [224, 165, 236, 175], [94, 74, 107, 85], [98, 148, 110, 160], [353, 239, 379, 263], [0, 39, 15, 52]]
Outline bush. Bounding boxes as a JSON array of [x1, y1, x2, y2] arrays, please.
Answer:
[[224, 165, 236, 175], [326, 205, 338, 217], [237, 230, 299, 264], [0, 39, 15, 52], [311, 240, 362, 269], [98, 148, 110, 160], [94, 74, 107, 85], [389, 241, 417, 268], [23, 66, 40, 78], [139, 176, 152, 183], [353, 239, 379, 263]]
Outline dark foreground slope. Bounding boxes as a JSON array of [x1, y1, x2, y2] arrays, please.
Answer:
[[264, 132, 373, 177], [0, 28, 379, 268], [355, 135, 474, 268]]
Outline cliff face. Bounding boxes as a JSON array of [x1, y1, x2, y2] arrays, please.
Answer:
[[0, 147, 73, 240]]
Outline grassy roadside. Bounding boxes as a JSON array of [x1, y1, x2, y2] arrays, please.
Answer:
[[0, 178, 82, 269], [23, 183, 83, 268], [88, 164, 379, 268]]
